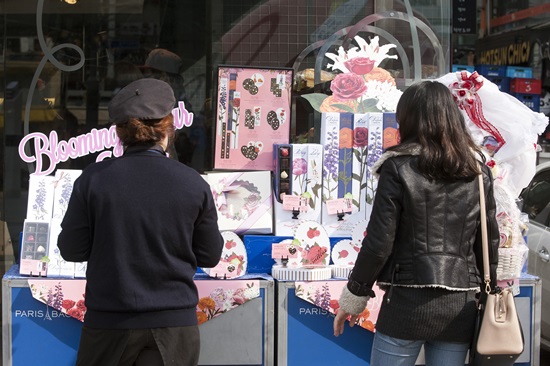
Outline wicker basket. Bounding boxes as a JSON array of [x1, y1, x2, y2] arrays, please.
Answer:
[[496, 245, 528, 280]]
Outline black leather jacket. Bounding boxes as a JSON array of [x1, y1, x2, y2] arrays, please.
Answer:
[[348, 151, 499, 297]]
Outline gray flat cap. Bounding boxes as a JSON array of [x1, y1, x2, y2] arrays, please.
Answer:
[[109, 78, 176, 124], [144, 48, 182, 74]]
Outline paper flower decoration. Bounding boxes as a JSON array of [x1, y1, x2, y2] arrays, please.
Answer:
[[303, 35, 402, 114]]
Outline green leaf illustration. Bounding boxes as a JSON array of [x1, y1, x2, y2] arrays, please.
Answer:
[[301, 93, 329, 112], [330, 103, 355, 113]]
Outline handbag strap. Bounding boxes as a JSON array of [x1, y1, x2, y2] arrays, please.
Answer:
[[478, 173, 491, 293]]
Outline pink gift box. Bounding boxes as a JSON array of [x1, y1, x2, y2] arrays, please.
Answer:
[[207, 171, 273, 234]]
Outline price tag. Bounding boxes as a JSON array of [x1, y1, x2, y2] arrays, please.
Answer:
[[207, 261, 235, 279], [271, 243, 299, 259], [282, 195, 309, 212], [326, 198, 353, 215]]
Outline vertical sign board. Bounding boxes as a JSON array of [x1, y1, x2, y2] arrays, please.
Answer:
[[452, 0, 476, 34]]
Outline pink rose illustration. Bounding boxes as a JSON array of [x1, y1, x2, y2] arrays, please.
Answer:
[[62, 299, 76, 310], [232, 288, 247, 305], [292, 158, 308, 176], [67, 307, 84, 321], [330, 73, 367, 101], [344, 57, 375, 75], [353, 127, 369, 148]]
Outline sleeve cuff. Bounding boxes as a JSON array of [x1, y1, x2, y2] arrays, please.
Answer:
[[338, 286, 370, 315]]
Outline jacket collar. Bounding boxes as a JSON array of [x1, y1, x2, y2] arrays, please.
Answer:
[[371, 143, 420, 178]]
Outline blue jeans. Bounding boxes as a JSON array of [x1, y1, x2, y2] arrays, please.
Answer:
[[371, 331, 469, 366]]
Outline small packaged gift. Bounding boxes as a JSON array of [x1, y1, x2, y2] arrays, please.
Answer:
[[273, 143, 323, 236], [19, 220, 50, 276], [207, 170, 273, 235]]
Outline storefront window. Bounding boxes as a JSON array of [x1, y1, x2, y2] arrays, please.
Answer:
[[0, 0, 451, 275]]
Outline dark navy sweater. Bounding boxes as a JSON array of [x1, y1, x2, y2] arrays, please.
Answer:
[[58, 147, 224, 329]]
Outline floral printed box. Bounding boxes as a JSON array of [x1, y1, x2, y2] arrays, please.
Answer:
[[26, 175, 56, 221], [321, 113, 367, 236], [52, 169, 82, 220], [47, 219, 75, 278], [207, 170, 273, 234], [273, 143, 323, 236]]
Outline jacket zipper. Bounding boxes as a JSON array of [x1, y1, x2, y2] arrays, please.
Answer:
[[386, 263, 399, 304]]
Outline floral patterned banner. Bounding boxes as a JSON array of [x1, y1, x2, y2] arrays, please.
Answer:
[[196, 280, 260, 324], [28, 279, 87, 321], [295, 280, 385, 333], [28, 279, 261, 324]]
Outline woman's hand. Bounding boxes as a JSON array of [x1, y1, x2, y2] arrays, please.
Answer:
[[333, 310, 358, 337]]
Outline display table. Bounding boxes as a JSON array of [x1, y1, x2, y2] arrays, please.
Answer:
[[2, 265, 274, 366], [276, 274, 541, 366]]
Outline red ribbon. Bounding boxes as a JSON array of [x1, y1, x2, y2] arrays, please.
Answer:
[[450, 71, 506, 150]]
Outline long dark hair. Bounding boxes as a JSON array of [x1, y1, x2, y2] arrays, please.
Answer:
[[392, 80, 483, 180]]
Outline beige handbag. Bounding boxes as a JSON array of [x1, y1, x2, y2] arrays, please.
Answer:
[[469, 174, 524, 366]]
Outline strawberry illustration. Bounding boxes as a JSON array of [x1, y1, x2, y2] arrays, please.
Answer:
[[338, 250, 349, 259], [307, 227, 320, 239], [225, 240, 236, 249], [302, 244, 327, 265]]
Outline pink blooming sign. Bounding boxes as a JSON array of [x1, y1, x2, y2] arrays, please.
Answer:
[[19, 101, 194, 175]]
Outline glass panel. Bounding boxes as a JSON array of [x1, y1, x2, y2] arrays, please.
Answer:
[[0, 0, 452, 277]]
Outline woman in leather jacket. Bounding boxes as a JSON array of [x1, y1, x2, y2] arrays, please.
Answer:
[[333, 80, 500, 366]]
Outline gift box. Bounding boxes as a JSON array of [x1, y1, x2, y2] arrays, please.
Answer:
[[26, 175, 55, 221], [321, 113, 368, 236], [383, 112, 399, 151], [365, 113, 384, 221], [273, 143, 323, 236], [206, 170, 273, 234], [19, 220, 50, 276], [46, 219, 75, 278], [510, 78, 542, 95], [52, 169, 82, 220]]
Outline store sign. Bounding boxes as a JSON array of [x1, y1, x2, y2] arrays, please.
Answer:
[[18, 101, 194, 175], [452, 0, 476, 34], [479, 41, 531, 65]]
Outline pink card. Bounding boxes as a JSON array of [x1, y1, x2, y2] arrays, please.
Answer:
[[214, 66, 293, 171], [282, 195, 309, 212]]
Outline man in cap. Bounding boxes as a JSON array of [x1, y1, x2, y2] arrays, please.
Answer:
[[142, 48, 191, 163], [58, 78, 223, 366]]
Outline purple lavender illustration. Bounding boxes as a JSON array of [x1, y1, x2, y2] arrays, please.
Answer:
[[52, 282, 64, 310], [313, 283, 332, 311], [58, 174, 74, 217], [366, 126, 383, 204], [32, 180, 49, 220], [323, 129, 339, 201]]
